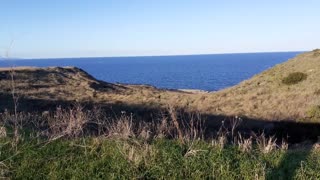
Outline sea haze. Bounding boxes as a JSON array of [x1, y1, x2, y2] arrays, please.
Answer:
[[0, 52, 302, 91]]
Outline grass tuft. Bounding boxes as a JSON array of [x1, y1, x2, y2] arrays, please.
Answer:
[[306, 105, 320, 122]]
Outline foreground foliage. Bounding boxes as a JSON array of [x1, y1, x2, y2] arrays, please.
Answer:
[[0, 137, 319, 179], [0, 106, 320, 179]]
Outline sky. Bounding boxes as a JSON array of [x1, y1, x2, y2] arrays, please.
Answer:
[[0, 0, 320, 58]]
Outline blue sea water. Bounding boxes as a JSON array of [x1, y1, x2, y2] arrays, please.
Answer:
[[0, 52, 302, 91]]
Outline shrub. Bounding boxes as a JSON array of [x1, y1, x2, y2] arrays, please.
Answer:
[[282, 72, 307, 85], [306, 105, 320, 122], [314, 89, 320, 95]]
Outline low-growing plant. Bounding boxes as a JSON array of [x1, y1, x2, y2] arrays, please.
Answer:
[[47, 105, 90, 139], [253, 132, 277, 153], [306, 105, 320, 122], [314, 89, 320, 95], [282, 72, 307, 85]]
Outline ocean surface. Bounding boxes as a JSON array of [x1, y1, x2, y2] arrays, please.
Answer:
[[0, 52, 302, 91]]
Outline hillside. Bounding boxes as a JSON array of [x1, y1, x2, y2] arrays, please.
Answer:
[[1, 49, 320, 122], [204, 49, 320, 121], [0, 66, 192, 112]]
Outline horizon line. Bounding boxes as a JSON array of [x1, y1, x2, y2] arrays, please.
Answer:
[[8, 50, 307, 60]]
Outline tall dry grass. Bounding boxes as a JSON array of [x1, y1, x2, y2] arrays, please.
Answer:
[[1, 42, 22, 148], [0, 104, 287, 154]]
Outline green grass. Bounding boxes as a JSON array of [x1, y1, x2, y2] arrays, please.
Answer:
[[1, 137, 320, 179]]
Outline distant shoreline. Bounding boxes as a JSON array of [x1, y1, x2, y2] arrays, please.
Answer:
[[6, 51, 305, 60], [178, 89, 210, 93]]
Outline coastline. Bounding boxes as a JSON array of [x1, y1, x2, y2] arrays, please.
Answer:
[[178, 89, 210, 93]]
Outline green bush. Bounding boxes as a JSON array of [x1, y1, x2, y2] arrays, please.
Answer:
[[282, 72, 307, 85]]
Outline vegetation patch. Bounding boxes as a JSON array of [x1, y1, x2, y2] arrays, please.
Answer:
[[282, 72, 307, 85], [0, 107, 320, 179], [312, 49, 320, 57], [314, 89, 320, 95], [1, 138, 319, 179], [306, 105, 320, 122]]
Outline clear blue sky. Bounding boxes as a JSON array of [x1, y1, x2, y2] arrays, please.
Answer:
[[1, 0, 319, 58]]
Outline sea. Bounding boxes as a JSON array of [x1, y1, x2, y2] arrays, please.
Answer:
[[0, 52, 302, 91]]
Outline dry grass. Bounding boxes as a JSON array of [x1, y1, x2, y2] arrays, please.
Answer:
[[106, 112, 135, 139], [47, 105, 90, 139], [0, 105, 290, 154], [254, 132, 277, 153], [237, 133, 252, 152]]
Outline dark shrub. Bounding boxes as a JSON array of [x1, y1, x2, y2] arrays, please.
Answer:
[[314, 89, 320, 95], [282, 72, 307, 85]]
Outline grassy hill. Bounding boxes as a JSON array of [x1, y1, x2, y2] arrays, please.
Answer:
[[204, 49, 320, 121], [1, 50, 320, 122]]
